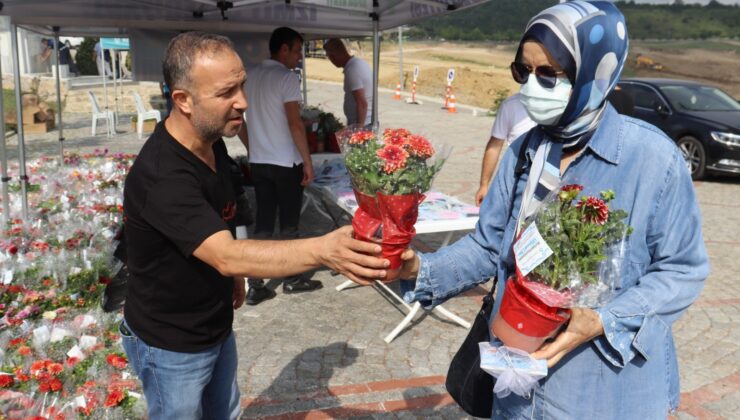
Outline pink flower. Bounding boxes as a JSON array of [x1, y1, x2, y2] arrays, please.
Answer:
[[376, 145, 409, 174]]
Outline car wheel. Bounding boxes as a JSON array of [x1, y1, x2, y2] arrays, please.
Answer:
[[677, 136, 706, 180]]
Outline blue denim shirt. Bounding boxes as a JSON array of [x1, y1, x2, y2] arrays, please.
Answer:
[[406, 105, 709, 419]]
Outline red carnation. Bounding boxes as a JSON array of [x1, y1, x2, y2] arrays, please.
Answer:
[[0, 374, 13, 388], [577, 196, 609, 225], [106, 354, 128, 370], [104, 389, 126, 408], [405, 135, 435, 158], [376, 144, 409, 174], [348, 130, 374, 145]]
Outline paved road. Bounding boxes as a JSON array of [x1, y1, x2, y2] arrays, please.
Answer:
[[2, 80, 737, 419]]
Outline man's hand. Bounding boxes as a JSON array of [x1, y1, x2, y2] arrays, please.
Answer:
[[475, 185, 488, 207], [318, 226, 389, 285], [530, 307, 604, 368], [232, 277, 246, 310], [301, 162, 315, 187]]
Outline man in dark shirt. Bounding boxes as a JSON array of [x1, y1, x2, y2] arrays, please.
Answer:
[[121, 32, 389, 420]]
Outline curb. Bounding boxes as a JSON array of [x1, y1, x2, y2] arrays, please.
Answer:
[[307, 79, 491, 116]]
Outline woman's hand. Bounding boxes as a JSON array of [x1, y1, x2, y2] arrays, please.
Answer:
[[530, 307, 604, 368]]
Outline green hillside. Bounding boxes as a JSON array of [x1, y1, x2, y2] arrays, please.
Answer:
[[410, 0, 740, 41]]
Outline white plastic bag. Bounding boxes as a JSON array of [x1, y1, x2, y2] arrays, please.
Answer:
[[478, 342, 548, 399]]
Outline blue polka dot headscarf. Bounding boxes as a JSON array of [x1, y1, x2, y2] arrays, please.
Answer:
[[519, 0, 629, 141]]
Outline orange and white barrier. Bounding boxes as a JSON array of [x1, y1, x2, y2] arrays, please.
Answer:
[[447, 93, 457, 114]]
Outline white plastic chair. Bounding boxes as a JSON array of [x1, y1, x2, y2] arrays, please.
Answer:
[[88, 91, 115, 136], [132, 92, 162, 139]]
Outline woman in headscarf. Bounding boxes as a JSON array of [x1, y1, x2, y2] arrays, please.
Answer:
[[389, 2, 708, 418]]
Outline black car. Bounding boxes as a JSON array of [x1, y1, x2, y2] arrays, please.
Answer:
[[615, 78, 740, 179]]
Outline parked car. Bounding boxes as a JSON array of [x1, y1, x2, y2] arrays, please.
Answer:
[[615, 78, 740, 179]]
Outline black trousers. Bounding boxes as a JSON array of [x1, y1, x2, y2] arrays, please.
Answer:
[[249, 162, 305, 287]]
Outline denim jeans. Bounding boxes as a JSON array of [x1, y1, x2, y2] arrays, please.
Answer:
[[119, 319, 241, 420]]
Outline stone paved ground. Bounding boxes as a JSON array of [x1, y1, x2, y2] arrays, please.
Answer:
[[1, 80, 737, 419]]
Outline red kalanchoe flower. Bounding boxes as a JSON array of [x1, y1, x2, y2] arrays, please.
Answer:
[[384, 135, 407, 147], [405, 135, 435, 158], [376, 144, 409, 174], [383, 128, 411, 139], [0, 374, 14, 388], [577, 196, 609, 225], [104, 389, 126, 408], [348, 130, 374, 145], [106, 354, 128, 370]]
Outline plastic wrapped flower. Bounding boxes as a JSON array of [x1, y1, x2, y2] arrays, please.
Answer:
[[376, 144, 409, 174], [348, 130, 374, 145], [405, 135, 435, 159], [577, 196, 609, 225]]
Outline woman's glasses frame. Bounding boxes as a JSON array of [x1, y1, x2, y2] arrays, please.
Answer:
[[510, 61, 567, 89]]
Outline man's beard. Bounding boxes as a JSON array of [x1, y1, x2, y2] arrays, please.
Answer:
[[191, 111, 227, 142]]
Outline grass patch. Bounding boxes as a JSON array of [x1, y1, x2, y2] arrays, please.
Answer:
[[638, 40, 740, 54], [430, 54, 490, 67]]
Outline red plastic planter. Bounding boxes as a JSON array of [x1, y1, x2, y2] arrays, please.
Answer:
[[491, 277, 570, 353]]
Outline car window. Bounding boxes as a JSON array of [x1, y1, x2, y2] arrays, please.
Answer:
[[624, 84, 662, 109], [660, 85, 740, 112]]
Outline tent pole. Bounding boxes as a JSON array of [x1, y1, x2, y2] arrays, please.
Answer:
[[302, 41, 308, 106], [53, 32, 64, 160], [398, 26, 403, 90], [112, 48, 119, 130], [371, 13, 380, 127], [0, 39, 10, 222], [10, 24, 29, 220], [100, 39, 110, 136]]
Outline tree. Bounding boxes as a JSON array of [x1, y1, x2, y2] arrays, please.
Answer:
[[75, 37, 98, 76]]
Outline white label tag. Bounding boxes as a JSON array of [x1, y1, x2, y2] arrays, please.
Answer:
[[512, 222, 553, 277], [2, 270, 13, 285]]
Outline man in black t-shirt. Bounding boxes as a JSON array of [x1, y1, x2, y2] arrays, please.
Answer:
[[121, 32, 389, 420]]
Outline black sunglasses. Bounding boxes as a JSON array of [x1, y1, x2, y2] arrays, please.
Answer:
[[510, 61, 567, 89]]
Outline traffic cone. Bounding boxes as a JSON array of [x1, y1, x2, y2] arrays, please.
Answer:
[[447, 94, 457, 113], [394, 82, 402, 100]]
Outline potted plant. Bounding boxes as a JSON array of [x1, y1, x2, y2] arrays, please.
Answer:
[[492, 185, 633, 352]]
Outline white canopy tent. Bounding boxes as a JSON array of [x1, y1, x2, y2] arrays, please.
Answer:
[[0, 0, 489, 220]]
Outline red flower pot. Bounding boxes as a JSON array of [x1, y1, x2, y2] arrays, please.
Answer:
[[491, 277, 570, 353]]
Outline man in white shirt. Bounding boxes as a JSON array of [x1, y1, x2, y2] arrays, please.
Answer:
[[324, 38, 373, 127], [474, 93, 537, 206], [238, 27, 320, 304]]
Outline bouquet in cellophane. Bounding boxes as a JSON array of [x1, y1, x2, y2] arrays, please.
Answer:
[[339, 128, 450, 278], [482, 182, 633, 398]]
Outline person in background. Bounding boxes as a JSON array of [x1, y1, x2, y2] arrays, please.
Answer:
[[323, 38, 373, 127], [122, 31, 389, 420], [474, 93, 536, 206], [237, 27, 320, 305], [361, 2, 709, 418]]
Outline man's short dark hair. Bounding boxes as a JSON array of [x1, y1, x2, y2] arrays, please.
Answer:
[[163, 31, 235, 91], [269, 27, 303, 55]]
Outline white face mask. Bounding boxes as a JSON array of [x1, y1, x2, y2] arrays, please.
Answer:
[[519, 76, 572, 126]]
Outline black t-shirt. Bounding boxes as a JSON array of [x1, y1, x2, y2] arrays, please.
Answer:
[[123, 122, 237, 352]]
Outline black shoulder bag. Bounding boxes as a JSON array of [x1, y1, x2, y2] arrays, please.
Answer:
[[445, 130, 532, 418]]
